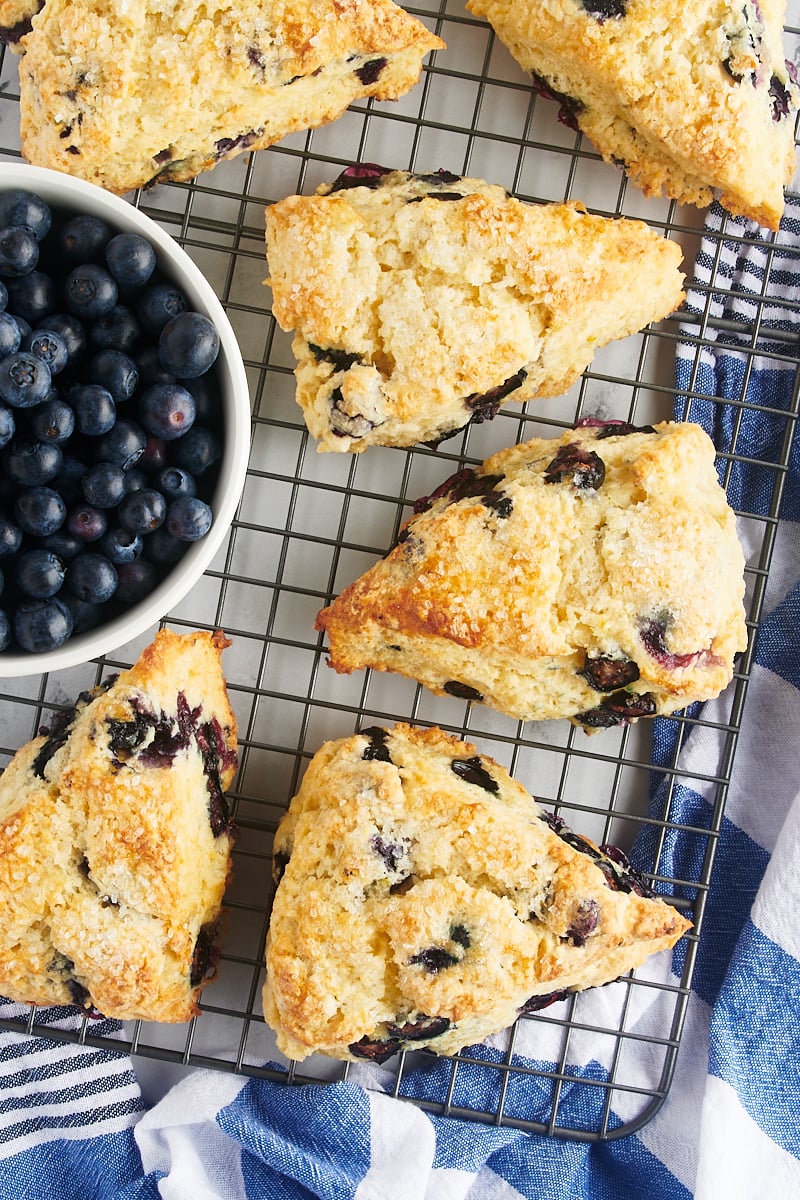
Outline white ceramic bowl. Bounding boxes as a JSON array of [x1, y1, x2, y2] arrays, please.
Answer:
[[0, 163, 250, 676]]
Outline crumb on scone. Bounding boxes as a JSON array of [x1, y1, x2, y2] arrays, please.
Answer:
[[465, 0, 798, 229], [315, 420, 748, 727], [265, 166, 685, 452], [0, 628, 238, 1022], [263, 723, 691, 1062], [17, 0, 444, 194]]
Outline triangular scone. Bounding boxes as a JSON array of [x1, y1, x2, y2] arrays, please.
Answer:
[[0, 629, 237, 1022], [265, 167, 684, 451], [466, 0, 799, 230], [17, 1, 443, 195], [316, 421, 748, 728], [263, 723, 691, 1062]]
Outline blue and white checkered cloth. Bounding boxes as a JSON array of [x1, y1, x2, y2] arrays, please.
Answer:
[[2, 199, 799, 1199]]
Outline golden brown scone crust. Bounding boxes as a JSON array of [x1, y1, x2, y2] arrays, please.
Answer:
[[465, 0, 798, 230], [17, 0, 443, 194], [0, 628, 238, 1022], [316, 421, 748, 727], [263, 723, 691, 1062], [265, 168, 685, 451]]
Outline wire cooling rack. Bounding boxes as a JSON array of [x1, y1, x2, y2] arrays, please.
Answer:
[[0, 0, 799, 1142]]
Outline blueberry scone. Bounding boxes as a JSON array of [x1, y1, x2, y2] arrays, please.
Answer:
[[316, 421, 748, 728], [17, 0, 443, 194], [0, 628, 238, 1022], [466, 0, 799, 230], [0, 0, 40, 48], [264, 166, 685, 452], [263, 723, 691, 1062]]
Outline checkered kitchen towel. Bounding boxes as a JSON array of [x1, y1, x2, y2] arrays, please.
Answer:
[[1, 198, 799, 1199]]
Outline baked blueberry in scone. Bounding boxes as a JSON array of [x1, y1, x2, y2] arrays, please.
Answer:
[[17, 0, 443, 194], [0, 628, 237, 1022], [465, 0, 799, 229], [264, 167, 684, 452], [263, 723, 691, 1062], [315, 421, 748, 727], [0, 0, 42, 47]]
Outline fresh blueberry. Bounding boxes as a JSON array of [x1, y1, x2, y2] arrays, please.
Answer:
[[64, 263, 118, 320], [0, 513, 23, 555], [139, 382, 196, 440], [22, 328, 68, 375], [158, 311, 220, 379], [59, 214, 113, 264], [36, 312, 87, 366], [0, 310, 22, 358], [123, 467, 148, 494], [60, 592, 102, 634], [165, 496, 212, 541], [144, 525, 185, 563], [98, 526, 143, 564], [114, 557, 157, 604], [53, 455, 88, 505], [134, 343, 175, 386], [0, 190, 52, 241], [87, 348, 138, 403], [89, 305, 140, 353], [6, 270, 57, 324], [69, 383, 116, 436], [104, 232, 157, 289], [4, 436, 62, 485], [0, 280, 6, 311], [41, 529, 83, 561], [0, 225, 39, 277], [13, 596, 73, 652], [136, 283, 187, 334], [182, 372, 217, 423], [81, 462, 127, 508], [14, 484, 67, 537], [156, 465, 196, 501], [16, 547, 66, 598], [0, 609, 9, 651], [0, 403, 14, 449], [118, 487, 166, 534], [66, 503, 108, 543], [94, 419, 146, 469], [65, 552, 118, 604], [30, 396, 75, 443], [137, 435, 168, 475], [0, 350, 52, 407], [171, 426, 221, 475]]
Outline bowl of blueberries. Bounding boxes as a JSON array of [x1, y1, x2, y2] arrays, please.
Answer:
[[0, 163, 251, 675]]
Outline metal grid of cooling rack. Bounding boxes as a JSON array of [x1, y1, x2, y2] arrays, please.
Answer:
[[0, 1, 799, 1141]]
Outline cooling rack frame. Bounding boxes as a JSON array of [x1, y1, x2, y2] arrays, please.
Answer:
[[0, 0, 798, 1141]]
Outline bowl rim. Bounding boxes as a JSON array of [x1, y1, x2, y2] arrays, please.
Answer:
[[0, 163, 251, 677]]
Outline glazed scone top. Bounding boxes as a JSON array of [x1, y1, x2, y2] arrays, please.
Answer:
[[465, 0, 798, 228], [316, 421, 748, 725], [266, 167, 684, 451], [264, 723, 690, 1061]]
